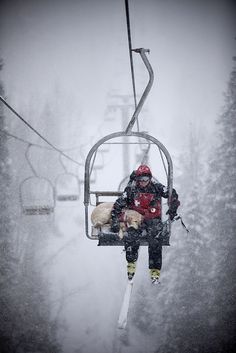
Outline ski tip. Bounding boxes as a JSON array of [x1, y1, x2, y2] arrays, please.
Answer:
[[117, 321, 127, 329]]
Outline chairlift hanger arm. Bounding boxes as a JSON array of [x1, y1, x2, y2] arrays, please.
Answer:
[[125, 0, 137, 109], [25, 144, 38, 176], [125, 48, 154, 134], [59, 152, 68, 173]]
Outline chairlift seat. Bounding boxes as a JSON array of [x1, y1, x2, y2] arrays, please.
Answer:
[[92, 222, 170, 246], [55, 173, 80, 202], [57, 194, 79, 201], [23, 205, 54, 215]]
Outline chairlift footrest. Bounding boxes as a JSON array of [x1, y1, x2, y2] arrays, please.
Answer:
[[57, 195, 79, 201], [23, 206, 54, 215], [98, 232, 124, 246], [97, 231, 170, 246]]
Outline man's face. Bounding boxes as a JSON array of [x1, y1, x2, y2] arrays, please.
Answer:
[[137, 176, 151, 188]]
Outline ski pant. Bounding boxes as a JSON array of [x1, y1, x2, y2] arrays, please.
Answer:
[[124, 218, 163, 270]]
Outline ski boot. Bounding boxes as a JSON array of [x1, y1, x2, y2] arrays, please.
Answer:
[[150, 269, 160, 284], [127, 262, 136, 281]]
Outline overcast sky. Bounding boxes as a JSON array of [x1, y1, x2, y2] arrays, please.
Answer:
[[0, 0, 235, 153]]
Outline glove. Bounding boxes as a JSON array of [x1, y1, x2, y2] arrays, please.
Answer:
[[111, 219, 120, 233], [166, 209, 177, 221]]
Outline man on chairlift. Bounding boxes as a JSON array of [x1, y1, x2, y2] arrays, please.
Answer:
[[111, 165, 180, 284]]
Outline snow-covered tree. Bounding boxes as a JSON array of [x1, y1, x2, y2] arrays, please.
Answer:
[[205, 61, 236, 352], [160, 127, 213, 353], [0, 58, 19, 352], [0, 60, 62, 353], [127, 127, 213, 353], [128, 126, 213, 353]]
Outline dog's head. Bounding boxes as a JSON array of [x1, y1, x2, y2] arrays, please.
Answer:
[[124, 210, 143, 230]]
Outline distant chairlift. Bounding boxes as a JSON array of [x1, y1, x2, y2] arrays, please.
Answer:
[[19, 144, 55, 215], [84, 48, 173, 246], [55, 153, 80, 202]]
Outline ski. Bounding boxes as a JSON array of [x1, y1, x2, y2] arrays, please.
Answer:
[[117, 279, 134, 329]]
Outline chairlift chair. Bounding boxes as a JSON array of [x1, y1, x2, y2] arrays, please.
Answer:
[[19, 144, 55, 215], [84, 132, 173, 246], [84, 49, 174, 246], [55, 173, 80, 201], [55, 153, 80, 201]]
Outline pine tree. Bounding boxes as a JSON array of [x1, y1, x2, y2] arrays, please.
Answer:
[[129, 128, 213, 353], [0, 58, 19, 352], [155, 127, 213, 353], [205, 61, 236, 353], [0, 59, 62, 353]]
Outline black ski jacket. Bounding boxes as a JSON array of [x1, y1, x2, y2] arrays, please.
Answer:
[[111, 180, 180, 222]]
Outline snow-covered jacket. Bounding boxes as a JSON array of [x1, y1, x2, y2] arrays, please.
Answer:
[[111, 180, 180, 222]]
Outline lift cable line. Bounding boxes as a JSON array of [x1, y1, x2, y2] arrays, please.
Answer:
[[126, 0, 145, 144], [124, 2, 166, 170], [0, 95, 81, 166], [0, 128, 85, 170], [0, 128, 87, 175], [0, 129, 53, 150], [125, 0, 137, 111]]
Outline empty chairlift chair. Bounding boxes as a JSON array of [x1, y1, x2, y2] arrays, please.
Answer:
[[55, 153, 80, 202], [20, 176, 55, 215], [19, 144, 55, 215]]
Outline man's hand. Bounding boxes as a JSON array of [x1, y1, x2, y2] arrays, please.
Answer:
[[166, 209, 177, 221]]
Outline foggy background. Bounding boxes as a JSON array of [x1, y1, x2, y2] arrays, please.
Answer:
[[0, 0, 235, 353]]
